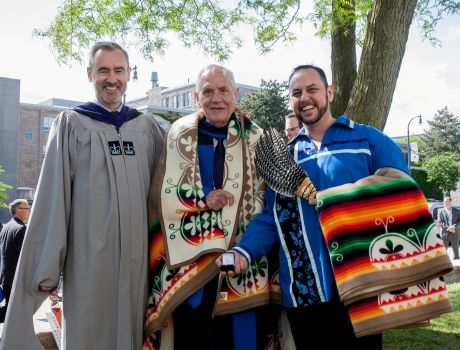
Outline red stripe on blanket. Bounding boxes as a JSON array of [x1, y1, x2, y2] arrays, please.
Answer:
[[320, 195, 430, 241]]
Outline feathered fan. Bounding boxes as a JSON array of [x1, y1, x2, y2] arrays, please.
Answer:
[[255, 128, 317, 200]]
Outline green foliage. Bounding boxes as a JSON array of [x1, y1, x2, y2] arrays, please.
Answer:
[[153, 111, 182, 124], [38, 1, 460, 64], [33, 0, 243, 63], [0, 166, 12, 209], [415, 0, 460, 46], [307, 0, 373, 45], [410, 168, 442, 200], [238, 79, 290, 132], [310, 0, 460, 46], [383, 282, 460, 350], [424, 152, 460, 195], [419, 107, 460, 162], [33, 0, 308, 64]]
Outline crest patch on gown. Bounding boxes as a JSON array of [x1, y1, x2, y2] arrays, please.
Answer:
[[108, 141, 122, 155], [123, 141, 135, 155]]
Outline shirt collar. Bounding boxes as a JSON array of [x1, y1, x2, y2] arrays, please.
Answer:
[[94, 99, 123, 112], [288, 115, 354, 144]]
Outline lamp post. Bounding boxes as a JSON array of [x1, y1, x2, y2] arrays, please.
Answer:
[[406, 115, 422, 172], [123, 65, 138, 104]]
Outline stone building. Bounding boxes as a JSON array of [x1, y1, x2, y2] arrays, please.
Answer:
[[128, 71, 258, 111]]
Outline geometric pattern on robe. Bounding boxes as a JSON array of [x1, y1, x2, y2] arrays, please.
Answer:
[[144, 109, 280, 339], [0, 109, 165, 350], [317, 176, 453, 337]]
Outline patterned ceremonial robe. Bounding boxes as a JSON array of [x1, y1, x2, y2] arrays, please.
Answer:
[[144, 110, 280, 346]]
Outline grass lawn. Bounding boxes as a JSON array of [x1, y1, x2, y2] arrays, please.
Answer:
[[383, 282, 460, 349]]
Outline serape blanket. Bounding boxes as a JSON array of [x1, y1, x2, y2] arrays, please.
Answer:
[[347, 276, 452, 337], [144, 110, 280, 340], [317, 177, 453, 306]]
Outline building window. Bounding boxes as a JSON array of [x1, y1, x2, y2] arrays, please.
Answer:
[[172, 95, 178, 109], [43, 116, 54, 133], [188, 92, 193, 106], [183, 92, 189, 107], [24, 132, 33, 141]]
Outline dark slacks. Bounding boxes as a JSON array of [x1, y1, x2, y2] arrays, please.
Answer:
[[285, 300, 382, 350], [172, 276, 280, 350], [173, 277, 233, 350]]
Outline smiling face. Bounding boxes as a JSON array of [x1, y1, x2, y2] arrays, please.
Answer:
[[87, 48, 130, 111], [194, 68, 239, 128], [289, 68, 333, 126]]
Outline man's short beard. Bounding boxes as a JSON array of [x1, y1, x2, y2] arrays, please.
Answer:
[[297, 94, 329, 126]]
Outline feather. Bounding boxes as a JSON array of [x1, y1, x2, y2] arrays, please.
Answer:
[[255, 128, 317, 200]]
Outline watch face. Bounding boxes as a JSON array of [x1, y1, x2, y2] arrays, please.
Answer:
[[221, 252, 235, 272]]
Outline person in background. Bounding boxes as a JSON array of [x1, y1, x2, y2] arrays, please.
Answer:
[[217, 64, 410, 350], [0, 42, 165, 350], [437, 196, 460, 260], [144, 64, 277, 350], [0, 199, 30, 323], [284, 112, 302, 140]]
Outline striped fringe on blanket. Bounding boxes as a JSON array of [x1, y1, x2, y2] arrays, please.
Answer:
[[318, 177, 453, 336]]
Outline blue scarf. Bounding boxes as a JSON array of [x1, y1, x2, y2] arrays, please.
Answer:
[[197, 117, 229, 195]]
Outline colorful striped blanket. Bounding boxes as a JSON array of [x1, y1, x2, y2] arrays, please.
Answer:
[[347, 276, 452, 337], [144, 111, 280, 342], [318, 176, 453, 336]]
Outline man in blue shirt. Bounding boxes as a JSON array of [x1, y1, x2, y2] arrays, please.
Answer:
[[218, 64, 409, 349]]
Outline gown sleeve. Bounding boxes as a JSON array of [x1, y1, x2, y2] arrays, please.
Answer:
[[0, 111, 74, 349]]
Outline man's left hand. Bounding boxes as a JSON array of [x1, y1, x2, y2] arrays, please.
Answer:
[[206, 189, 234, 211]]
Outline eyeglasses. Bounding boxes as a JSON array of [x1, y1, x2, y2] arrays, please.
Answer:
[[285, 127, 300, 133], [18, 207, 31, 210]]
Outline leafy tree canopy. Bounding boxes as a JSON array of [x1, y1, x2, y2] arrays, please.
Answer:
[[35, 0, 460, 64], [411, 168, 442, 200], [424, 152, 460, 195], [0, 166, 12, 209], [419, 107, 460, 162], [239, 79, 290, 132]]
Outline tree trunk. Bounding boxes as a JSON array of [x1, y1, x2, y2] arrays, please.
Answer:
[[345, 0, 417, 130], [331, 0, 357, 118]]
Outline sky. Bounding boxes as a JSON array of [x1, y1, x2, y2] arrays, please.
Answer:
[[1, 1, 459, 137]]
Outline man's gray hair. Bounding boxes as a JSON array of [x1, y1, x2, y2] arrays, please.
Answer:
[[9, 199, 28, 216], [88, 41, 130, 69], [195, 64, 237, 91]]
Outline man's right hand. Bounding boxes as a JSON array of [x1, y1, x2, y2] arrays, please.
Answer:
[[39, 285, 54, 292], [215, 250, 249, 277]]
